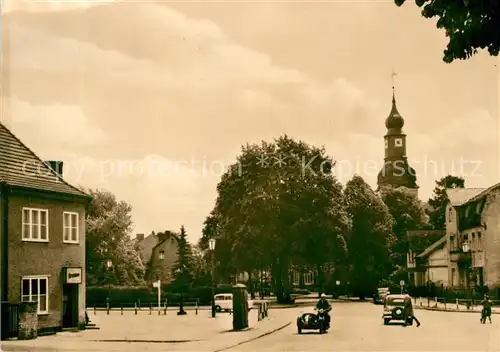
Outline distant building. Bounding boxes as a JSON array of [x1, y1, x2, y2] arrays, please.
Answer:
[[136, 232, 179, 284], [377, 88, 418, 197], [0, 122, 91, 336], [407, 231, 447, 286]]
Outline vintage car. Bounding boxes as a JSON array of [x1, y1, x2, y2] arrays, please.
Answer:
[[373, 287, 390, 304], [382, 294, 413, 325]]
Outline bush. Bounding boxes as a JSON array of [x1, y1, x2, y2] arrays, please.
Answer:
[[291, 289, 310, 295], [86, 286, 154, 307], [87, 283, 244, 308]]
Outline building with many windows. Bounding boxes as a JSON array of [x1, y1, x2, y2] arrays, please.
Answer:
[[407, 186, 500, 296], [0, 122, 91, 335]]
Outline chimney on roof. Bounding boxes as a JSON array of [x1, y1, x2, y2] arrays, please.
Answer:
[[136, 233, 144, 241], [45, 161, 63, 177]]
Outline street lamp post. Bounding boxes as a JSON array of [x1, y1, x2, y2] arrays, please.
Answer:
[[209, 238, 216, 318], [105, 259, 113, 312], [176, 266, 187, 315], [462, 241, 472, 308]]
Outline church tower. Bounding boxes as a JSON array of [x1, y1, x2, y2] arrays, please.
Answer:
[[377, 86, 418, 197]]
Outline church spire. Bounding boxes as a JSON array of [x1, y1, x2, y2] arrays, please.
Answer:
[[391, 70, 397, 104]]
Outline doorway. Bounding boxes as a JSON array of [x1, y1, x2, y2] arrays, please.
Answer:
[[62, 284, 79, 328]]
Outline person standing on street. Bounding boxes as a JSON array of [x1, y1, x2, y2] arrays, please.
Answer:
[[480, 294, 492, 323]]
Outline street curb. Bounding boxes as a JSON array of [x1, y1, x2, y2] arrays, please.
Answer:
[[91, 339, 202, 343], [212, 320, 292, 352], [414, 306, 500, 314]]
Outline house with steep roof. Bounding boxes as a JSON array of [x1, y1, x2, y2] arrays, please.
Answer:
[[408, 185, 500, 296], [136, 231, 179, 284], [446, 185, 500, 294], [407, 230, 446, 286], [0, 122, 91, 337]]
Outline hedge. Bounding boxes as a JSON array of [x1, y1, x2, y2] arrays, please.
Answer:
[[86, 284, 236, 307]]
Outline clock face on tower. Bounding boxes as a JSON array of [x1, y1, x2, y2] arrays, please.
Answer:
[[395, 138, 403, 147], [384, 140, 388, 149]]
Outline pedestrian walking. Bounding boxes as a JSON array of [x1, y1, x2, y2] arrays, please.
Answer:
[[480, 294, 492, 324], [403, 296, 420, 327]]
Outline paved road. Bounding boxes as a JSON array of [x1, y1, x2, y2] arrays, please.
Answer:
[[3, 302, 499, 352], [225, 302, 500, 352]]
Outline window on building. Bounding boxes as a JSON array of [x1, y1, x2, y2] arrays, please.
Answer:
[[463, 234, 468, 247], [292, 271, 299, 285], [471, 233, 476, 250], [477, 232, 482, 250], [450, 236, 455, 250], [304, 271, 314, 285], [22, 208, 48, 241], [451, 268, 456, 287], [21, 276, 49, 314], [449, 207, 452, 222], [159, 250, 165, 260], [63, 212, 79, 243]]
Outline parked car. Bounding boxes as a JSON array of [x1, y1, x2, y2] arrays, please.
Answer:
[[214, 293, 254, 312], [382, 294, 413, 325], [373, 287, 390, 304]]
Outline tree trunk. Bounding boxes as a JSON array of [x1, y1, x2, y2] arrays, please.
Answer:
[[316, 263, 324, 296], [272, 261, 283, 301], [248, 270, 255, 299]]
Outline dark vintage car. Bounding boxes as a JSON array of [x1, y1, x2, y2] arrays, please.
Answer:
[[373, 287, 390, 304], [382, 294, 413, 325]]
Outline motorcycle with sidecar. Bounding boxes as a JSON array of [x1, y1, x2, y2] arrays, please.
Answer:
[[297, 308, 329, 334]]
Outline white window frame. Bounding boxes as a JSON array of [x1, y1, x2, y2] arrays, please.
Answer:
[[304, 271, 314, 285], [22, 208, 49, 242], [21, 275, 49, 314], [63, 211, 79, 244]]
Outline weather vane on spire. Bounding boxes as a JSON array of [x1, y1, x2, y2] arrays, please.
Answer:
[[391, 69, 397, 90], [391, 70, 397, 102]]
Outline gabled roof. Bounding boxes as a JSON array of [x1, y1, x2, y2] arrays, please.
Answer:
[[446, 188, 486, 206], [416, 236, 446, 258], [0, 122, 88, 198], [462, 182, 500, 206]]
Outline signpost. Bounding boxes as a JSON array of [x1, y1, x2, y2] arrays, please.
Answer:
[[153, 280, 161, 310], [400, 280, 405, 294]]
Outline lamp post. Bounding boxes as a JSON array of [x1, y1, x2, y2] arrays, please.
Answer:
[[176, 266, 187, 315], [462, 241, 472, 307], [209, 238, 216, 318], [105, 259, 113, 299]]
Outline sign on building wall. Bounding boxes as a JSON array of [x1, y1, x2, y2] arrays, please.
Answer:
[[64, 267, 82, 284]]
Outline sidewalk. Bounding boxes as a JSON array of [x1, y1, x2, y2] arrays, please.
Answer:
[[1, 308, 294, 352], [413, 297, 500, 314]]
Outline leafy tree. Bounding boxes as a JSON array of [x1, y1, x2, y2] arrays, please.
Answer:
[[344, 176, 394, 299], [85, 189, 145, 285], [427, 175, 465, 230], [202, 135, 348, 302], [190, 244, 211, 286], [171, 225, 194, 288], [379, 186, 427, 269], [395, 0, 500, 63]]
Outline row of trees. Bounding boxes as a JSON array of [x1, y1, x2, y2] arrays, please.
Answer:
[[198, 135, 466, 301], [84, 189, 206, 288], [83, 139, 467, 299]]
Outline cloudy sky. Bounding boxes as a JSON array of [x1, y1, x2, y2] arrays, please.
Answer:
[[2, 0, 499, 243]]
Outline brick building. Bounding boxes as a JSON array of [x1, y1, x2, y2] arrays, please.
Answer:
[[0, 122, 91, 334]]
